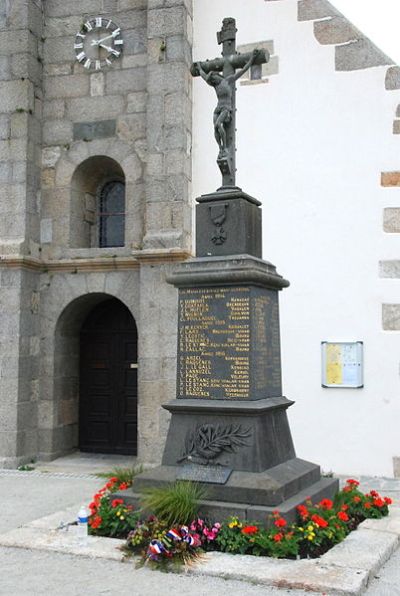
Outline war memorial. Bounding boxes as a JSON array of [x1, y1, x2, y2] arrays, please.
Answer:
[[123, 18, 338, 522]]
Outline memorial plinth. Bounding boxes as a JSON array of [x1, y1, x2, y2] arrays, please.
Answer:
[[124, 255, 338, 523], [119, 18, 338, 524]]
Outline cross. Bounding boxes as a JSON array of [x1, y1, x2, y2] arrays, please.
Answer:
[[191, 18, 269, 189]]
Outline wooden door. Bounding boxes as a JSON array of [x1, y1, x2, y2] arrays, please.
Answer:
[[79, 299, 138, 455]]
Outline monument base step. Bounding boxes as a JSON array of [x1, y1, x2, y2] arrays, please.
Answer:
[[117, 461, 339, 526]]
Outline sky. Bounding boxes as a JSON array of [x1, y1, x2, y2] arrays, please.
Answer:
[[332, 0, 400, 65]]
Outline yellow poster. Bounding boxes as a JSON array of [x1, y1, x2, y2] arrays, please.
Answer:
[[326, 343, 343, 385]]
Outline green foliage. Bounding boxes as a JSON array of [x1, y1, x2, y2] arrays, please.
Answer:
[[215, 518, 253, 554], [140, 481, 206, 527], [17, 464, 35, 472], [252, 529, 300, 559], [96, 465, 143, 486]]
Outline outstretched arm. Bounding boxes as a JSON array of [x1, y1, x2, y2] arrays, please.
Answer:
[[195, 61, 213, 84], [232, 49, 259, 81]]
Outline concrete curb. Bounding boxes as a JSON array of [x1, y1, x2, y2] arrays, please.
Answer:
[[0, 506, 399, 594]]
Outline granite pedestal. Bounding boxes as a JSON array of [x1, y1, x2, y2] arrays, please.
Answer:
[[121, 255, 338, 524]]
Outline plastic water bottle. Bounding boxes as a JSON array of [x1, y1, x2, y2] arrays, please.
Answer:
[[77, 505, 88, 546]]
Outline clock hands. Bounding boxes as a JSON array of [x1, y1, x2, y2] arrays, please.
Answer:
[[97, 43, 120, 56], [91, 31, 120, 47]]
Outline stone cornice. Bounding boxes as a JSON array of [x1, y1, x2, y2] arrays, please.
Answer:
[[0, 250, 191, 273]]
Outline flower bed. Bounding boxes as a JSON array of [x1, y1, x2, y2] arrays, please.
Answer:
[[88, 477, 392, 569]]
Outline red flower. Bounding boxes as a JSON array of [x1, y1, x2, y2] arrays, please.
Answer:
[[111, 498, 124, 508], [119, 482, 129, 490], [341, 504, 349, 511], [241, 525, 259, 535], [319, 499, 333, 510], [373, 498, 385, 508], [364, 502, 372, 509], [311, 514, 328, 528], [273, 533, 283, 542], [346, 479, 360, 487], [90, 515, 102, 529], [370, 490, 379, 498], [274, 518, 287, 528], [384, 497, 393, 505], [297, 505, 309, 519], [337, 511, 349, 522], [353, 496, 361, 503]]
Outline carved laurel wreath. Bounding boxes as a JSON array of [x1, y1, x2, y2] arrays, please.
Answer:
[[178, 423, 251, 465]]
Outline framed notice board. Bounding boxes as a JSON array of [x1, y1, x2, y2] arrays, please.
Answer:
[[321, 342, 363, 388]]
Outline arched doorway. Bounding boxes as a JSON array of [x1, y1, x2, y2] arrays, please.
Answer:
[[79, 298, 138, 455]]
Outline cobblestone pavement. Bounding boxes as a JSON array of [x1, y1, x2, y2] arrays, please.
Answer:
[[1, 465, 400, 595]]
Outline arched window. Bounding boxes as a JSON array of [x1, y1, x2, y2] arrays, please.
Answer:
[[70, 156, 125, 249], [98, 180, 125, 247]]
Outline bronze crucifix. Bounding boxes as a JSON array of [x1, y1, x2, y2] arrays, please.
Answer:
[[191, 18, 269, 189]]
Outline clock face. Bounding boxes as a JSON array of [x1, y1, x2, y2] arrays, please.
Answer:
[[74, 17, 123, 70]]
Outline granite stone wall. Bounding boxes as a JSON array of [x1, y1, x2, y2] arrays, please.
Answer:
[[0, 0, 193, 468]]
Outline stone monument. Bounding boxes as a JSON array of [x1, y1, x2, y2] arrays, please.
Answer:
[[124, 18, 338, 523]]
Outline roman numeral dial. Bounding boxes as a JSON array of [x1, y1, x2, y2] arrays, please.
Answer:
[[74, 17, 123, 70]]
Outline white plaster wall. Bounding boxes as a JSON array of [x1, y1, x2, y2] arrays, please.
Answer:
[[192, 0, 400, 476]]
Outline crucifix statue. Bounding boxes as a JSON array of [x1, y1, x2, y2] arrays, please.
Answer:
[[191, 18, 269, 189]]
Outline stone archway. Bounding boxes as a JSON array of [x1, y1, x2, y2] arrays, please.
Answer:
[[50, 293, 138, 457]]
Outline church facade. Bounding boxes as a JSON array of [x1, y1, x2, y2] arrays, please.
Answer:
[[0, 0, 193, 467], [1, 0, 400, 476]]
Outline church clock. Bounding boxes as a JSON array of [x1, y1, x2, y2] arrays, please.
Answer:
[[74, 17, 123, 70]]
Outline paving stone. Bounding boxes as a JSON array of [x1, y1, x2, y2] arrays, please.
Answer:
[[0, 526, 125, 561], [362, 508, 400, 535], [190, 552, 369, 595], [322, 528, 399, 576]]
